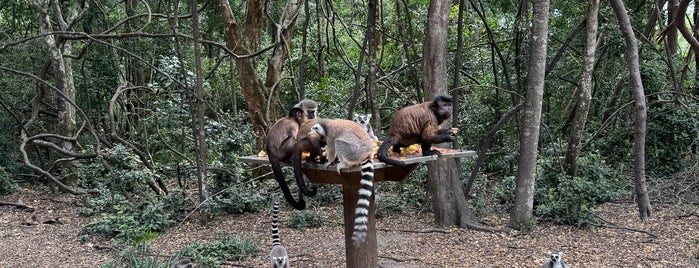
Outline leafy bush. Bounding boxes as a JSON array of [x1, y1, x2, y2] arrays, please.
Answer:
[[204, 179, 267, 214], [175, 231, 260, 267], [534, 153, 628, 227], [100, 244, 165, 268], [645, 103, 699, 176], [0, 166, 18, 195], [76, 145, 187, 243], [375, 179, 431, 217], [287, 210, 323, 231], [80, 201, 173, 243], [493, 175, 517, 206]]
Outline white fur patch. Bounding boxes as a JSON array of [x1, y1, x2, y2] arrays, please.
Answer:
[[354, 217, 368, 226], [355, 207, 368, 215], [357, 199, 370, 206], [358, 188, 372, 196]]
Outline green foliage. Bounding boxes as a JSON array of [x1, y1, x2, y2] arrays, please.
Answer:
[[101, 232, 259, 268], [100, 245, 166, 268], [76, 145, 192, 243], [310, 184, 343, 205], [205, 177, 267, 215], [287, 210, 323, 231], [175, 231, 260, 267], [533, 153, 629, 227], [0, 166, 18, 195], [80, 201, 173, 243], [374, 165, 432, 217], [645, 103, 699, 176], [493, 175, 517, 206]]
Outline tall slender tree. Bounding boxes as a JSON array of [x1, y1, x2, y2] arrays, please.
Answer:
[[510, 0, 549, 230], [610, 0, 652, 222], [190, 0, 207, 204], [564, 0, 599, 177]]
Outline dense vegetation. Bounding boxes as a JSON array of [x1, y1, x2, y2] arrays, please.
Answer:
[[1, 0, 697, 266]]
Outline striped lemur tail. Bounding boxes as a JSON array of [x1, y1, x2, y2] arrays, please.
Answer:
[[270, 200, 289, 268], [351, 158, 375, 245], [271, 201, 282, 246]]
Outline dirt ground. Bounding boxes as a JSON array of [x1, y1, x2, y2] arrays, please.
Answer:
[[1, 189, 698, 268]]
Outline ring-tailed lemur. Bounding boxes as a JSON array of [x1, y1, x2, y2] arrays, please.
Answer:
[[353, 113, 379, 141], [270, 200, 289, 268], [540, 250, 569, 268], [309, 119, 375, 245]]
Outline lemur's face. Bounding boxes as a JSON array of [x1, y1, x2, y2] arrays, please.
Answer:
[[353, 114, 371, 125], [549, 251, 562, 262]]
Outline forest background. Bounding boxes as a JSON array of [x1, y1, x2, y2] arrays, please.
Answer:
[[0, 0, 698, 266]]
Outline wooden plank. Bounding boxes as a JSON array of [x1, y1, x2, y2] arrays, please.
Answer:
[[239, 149, 476, 172], [239, 149, 475, 268]]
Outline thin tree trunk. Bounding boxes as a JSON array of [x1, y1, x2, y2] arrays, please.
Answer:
[[218, 0, 302, 148], [366, 0, 380, 128], [190, 0, 207, 204], [297, 0, 310, 99], [510, 0, 549, 231], [563, 0, 598, 177], [452, 0, 466, 150], [424, 0, 458, 227], [610, 0, 652, 223], [668, 0, 679, 54], [395, 0, 422, 100], [29, 0, 79, 187]]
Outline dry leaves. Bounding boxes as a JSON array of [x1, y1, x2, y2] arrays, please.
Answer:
[[1, 190, 697, 268]]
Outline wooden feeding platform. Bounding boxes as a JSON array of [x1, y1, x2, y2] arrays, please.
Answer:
[[240, 149, 475, 268]]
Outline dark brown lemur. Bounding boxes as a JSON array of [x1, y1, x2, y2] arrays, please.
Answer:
[[377, 95, 456, 166], [264, 107, 307, 210]]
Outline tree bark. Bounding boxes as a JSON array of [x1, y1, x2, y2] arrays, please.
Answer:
[[423, 0, 458, 226], [190, 0, 207, 204], [563, 0, 598, 177], [218, 0, 302, 149], [509, 0, 549, 231], [366, 0, 380, 129], [422, 0, 506, 233], [667, 0, 679, 54], [610, 0, 652, 223], [29, 0, 81, 187]]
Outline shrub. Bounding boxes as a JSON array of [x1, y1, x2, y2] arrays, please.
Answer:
[[175, 231, 260, 266], [645, 103, 699, 176], [287, 210, 323, 231], [0, 166, 18, 195], [534, 153, 628, 227], [80, 201, 173, 243]]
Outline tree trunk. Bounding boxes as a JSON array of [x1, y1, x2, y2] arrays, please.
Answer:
[[423, 0, 458, 226], [366, 0, 380, 129], [452, 0, 466, 150], [509, 0, 549, 231], [218, 0, 302, 149], [667, 0, 679, 54], [422, 0, 505, 233], [394, 0, 422, 100], [563, 0, 598, 177], [190, 0, 208, 204], [610, 0, 652, 223], [29, 0, 79, 187]]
